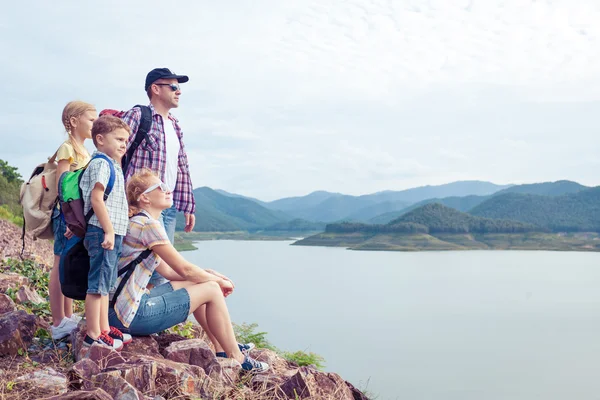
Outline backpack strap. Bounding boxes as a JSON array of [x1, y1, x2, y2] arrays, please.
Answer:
[[84, 154, 117, 223], [121, 105, 152, 174], [109, 212, 152, 308]]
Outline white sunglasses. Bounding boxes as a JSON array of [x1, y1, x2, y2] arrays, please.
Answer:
[[138, 181, 170, 201]]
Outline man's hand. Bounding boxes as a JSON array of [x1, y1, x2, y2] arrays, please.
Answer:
[[102, 231, 115, 250], [184, 213, 196, 232]]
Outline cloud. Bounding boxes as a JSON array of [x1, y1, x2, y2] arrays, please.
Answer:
[[0, 0, 599, 200]]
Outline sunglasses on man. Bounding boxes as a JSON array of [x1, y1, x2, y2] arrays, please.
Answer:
[[154, 83, 180, 91]]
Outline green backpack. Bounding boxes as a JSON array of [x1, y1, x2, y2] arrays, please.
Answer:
[[57, 153, 115, 238]]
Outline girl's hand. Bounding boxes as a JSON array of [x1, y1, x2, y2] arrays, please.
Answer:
[[206, 269, 235, 289], [64, 227, 74, 239], [218, 279, 234, 297]]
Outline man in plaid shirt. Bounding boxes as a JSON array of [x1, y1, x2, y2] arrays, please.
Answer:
[[122, 68, 196, 286]]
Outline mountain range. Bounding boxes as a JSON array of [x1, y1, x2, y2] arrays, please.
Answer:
[[176, 180, 596, 233]]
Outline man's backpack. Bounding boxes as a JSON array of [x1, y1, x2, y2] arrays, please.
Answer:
[[60, 215, 151, 301], [19, 150, 60, 241], [58, 153, 115, 238], [99, 105, 152, 175]]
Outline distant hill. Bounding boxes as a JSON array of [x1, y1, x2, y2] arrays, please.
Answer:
[[495, 180, 589, 196], [176, 187, 292, 232], [264, 191, 342, 212], [270, 181, 511, 222], [214, 189, 268, 207], [369, 180, 590, 225], [470, 187, 600, 232]]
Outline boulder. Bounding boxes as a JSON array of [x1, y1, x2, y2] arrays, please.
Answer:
[[68, 358, 101, 390], [14, 367, 68, 397], [83, 342, 127, 369], [346, 380, 370, 400], [208, 357, 242, 387], [162, 338, 218, 373], [0, 292, 17, 314], [15, 285, 46, 304], [0, 310, 39, 356], [253, 348, 298, 376], [40, 388, 113, 400], [155, 332, 188, 353], [105, 355, 220, 398], [250, 373, 287, 398], [92, 372, 146, 400], [0, 272, 30, 293], [121, 335, 163, 359], [281, 366, 355, 400]]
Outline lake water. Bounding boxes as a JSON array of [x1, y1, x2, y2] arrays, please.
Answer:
[[184, 240, 600, 400]]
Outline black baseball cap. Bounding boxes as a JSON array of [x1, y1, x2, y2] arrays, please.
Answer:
[[145, 68, 189, 90]]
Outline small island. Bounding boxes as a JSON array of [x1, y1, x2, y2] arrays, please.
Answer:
[[293, 203, 600, 252]]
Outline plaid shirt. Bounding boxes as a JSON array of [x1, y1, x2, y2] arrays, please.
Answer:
[[110, 210, 170, 327], [122, 104, 196, 214], [80, 151, 129, 236]]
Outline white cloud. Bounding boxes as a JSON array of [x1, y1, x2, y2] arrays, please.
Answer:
[[0, 0, 599, 200]]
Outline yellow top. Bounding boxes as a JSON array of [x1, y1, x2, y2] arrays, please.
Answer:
[[56, 140, 90, 170]]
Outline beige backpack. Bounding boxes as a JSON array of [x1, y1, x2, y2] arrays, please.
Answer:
[[19, 151, 59, 240]]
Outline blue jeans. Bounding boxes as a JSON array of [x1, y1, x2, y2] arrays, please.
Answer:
[[84, 225, 123, 296], [52, 206, 68, 256], [148, 204, 177, 287], [108, 282, 190, 336]]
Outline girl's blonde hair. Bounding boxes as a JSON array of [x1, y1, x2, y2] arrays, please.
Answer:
[[126, 168, 159, 217], [61, 101, 96, 162]]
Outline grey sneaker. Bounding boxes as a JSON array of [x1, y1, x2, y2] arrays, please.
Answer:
[[241, 355, 269, 373], [51, 317, 78, 340]]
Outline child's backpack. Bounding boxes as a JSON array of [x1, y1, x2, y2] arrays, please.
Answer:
[[99, 105, 152, 175], [58, 154, 115, 238], [58, 153, 115, 300], [19, 150, 60, 242], [60, 215, 152, 301]]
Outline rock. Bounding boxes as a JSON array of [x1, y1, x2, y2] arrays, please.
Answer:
[[0, 310, 40, 356], [346, 380, 370, 400], [208, 357, 242, 387], [14, 367, 68, 397], [162, 338, 219, 373], [68, 358, 101, 390], [252, 348, 298, 376], [155, 332, 188, 353], [0, 292, 17, 314], [105, 355, 220, 398], [84, 342, 127, 369], [15, 285, 46, 304], [0, 272, 30, 293], [121, 335, 163, 359], [92, 372, 146, 400], [250, 373, 287, 398], [40, 388, 113, 400], [0, 219, 54, 266], [281, 366, 355, 400]]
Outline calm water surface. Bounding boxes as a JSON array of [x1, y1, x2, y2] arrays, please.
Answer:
[[184, 240, 600, 400]]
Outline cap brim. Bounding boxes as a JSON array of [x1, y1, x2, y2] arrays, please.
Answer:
[[164, 74, 189, 84]]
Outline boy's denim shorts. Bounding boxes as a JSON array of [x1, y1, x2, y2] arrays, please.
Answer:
[[52, 207, 66, 256], [108, 282, 190, 336], [84, 224, 123, 296]]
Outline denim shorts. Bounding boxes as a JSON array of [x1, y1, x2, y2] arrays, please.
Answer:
[[108, 282, 190, 336], [52, 207, 67, 256], [84, 224, 123, 296]]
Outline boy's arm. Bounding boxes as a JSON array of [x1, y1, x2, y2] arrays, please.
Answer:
[[90, 183, 115, 250]]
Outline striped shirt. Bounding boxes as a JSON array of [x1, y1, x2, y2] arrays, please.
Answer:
[[121, 104, 196, 214], [110, 210, 170, 327], [80, 151, 128, 236]]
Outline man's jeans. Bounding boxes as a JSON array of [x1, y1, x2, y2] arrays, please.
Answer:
[[148, 204, 177, 287]]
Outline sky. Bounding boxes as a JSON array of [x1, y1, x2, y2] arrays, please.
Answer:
[[1, 0, 599, 201]]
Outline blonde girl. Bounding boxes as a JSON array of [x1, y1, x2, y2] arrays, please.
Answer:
[[49, 101, 97, 340]]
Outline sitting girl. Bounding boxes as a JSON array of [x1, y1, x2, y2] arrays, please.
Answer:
[[108, 169, 268, 372]]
